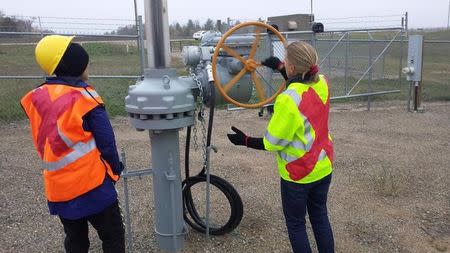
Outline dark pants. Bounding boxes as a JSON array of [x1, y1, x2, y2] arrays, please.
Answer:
[[59, 201, 125, 253], [281, 174, 334, 253]]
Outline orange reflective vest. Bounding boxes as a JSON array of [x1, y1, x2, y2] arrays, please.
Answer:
[[21, 84, 119, 202]]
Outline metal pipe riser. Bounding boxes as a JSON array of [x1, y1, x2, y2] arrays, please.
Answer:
[[150, 130, 186, 252]]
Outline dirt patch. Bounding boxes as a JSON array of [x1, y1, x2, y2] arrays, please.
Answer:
[[1, 102, 449, 252]]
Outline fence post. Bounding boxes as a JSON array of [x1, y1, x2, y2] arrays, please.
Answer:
[[401, 13, 410, 111], [38, 17, 43, 36], [311, 32, 316, 49], [381, 38, 386, 79], [121, 149, 133, 253], [138, 15, 146, 78], [328, 33, 332, 74], [368, 32, 374, 111], [344, 32, 350, 94]]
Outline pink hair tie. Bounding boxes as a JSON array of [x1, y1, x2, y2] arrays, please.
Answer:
[[309, 65, 319, 75]]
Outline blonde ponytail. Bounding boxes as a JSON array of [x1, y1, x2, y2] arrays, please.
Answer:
[[286, 41, 320, 83]]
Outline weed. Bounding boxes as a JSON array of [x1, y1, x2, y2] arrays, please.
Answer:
[[375, 165, 403, 197]]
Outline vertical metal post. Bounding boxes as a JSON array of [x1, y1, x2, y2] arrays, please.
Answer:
[[150, 130, 185, 252], [144, 0, 171, 68], [405, 12, 409, 32], [368, 32, 373, 111], [204, 81, 216, 239], [328, 33, 332, 73], [138, 16, 146, 77], [121, 149, 133, 253], [133, 0, 139, 27], [448, 0, 450, 29], [311, 32, 316, 49], [344, 32, 349, 94], [399, 30, 407, 110], [414, 81, 419, 111], [266, 33, 275, 100], [403, 12, 410, 111], [205, 146, 212, 239], [350, 38, 354, 75], [38, 17, 43, 36], [408, 81, 413, 112], [381, 39, 386, 79]]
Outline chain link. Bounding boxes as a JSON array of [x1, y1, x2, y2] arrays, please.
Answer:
[[189, 68, 208, 169]]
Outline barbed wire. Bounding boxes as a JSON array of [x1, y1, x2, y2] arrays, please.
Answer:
[[315, 14, 404, 21], [323, 19, 401, 25], [34, 21, 135, 26], [8, 15, 135, 22]]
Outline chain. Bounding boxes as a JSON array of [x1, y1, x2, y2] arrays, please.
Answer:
[[189, 68, 208, 169]]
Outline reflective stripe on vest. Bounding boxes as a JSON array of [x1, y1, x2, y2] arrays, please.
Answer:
[[274, 89, 315, 152], [279, 149, 328, 163], [43, 139, 97, 171], [80, 89, 100, 99], [264, 130, 313, 152]]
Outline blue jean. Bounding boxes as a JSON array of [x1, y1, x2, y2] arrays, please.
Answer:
[[281, 174, 334, 253]]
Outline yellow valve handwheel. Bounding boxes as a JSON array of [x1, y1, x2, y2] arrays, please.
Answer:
[[212, 21, 287, 109]]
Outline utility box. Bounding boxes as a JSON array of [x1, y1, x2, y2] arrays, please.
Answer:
[[403, 35, 424, 82]]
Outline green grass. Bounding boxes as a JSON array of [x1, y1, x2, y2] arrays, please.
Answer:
[[410, 29, 450, 40], [0, 78, 136, 122], [0, 42, 142, 76], [0, 34, 449, 123], [0, 42, 189, 122]]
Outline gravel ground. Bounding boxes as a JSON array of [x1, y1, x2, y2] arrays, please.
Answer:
[[1, 101, 449, 253]]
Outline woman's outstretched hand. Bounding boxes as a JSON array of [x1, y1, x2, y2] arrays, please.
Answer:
[[227, 126, 247, 146]]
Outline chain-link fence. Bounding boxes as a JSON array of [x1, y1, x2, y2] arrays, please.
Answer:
[[1, 15, 449, 124], [269, 28, 407, 108], [0, 16, 145, 123], [269, 28, 450, 108]]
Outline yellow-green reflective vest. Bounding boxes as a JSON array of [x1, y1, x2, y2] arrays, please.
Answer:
[[263, 75, 334, 184]]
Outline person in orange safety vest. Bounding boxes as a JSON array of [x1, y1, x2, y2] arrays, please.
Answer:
[[21, 35, 125, 253]]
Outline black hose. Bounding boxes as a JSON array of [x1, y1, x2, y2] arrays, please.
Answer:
[[200, 82, 215, 175], [182, 81, 243, 235], [185, 126, 192, 179], [182, 174, 243, 235]]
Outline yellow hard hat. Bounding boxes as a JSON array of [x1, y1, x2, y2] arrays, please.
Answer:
[[35, 35, 75, 75]]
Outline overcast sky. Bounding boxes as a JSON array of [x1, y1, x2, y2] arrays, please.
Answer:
[[1, 0, 448, 29]]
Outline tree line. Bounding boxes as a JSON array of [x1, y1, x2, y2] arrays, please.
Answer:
[[107, 18, 231, 39], [0, 11, 34, 32], [0, 11, 232, 39]]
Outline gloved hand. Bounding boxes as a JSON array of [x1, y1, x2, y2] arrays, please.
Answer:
[[113, 161, 124, 176], [262, 56, 283, 70], [227, 126, 247, 146]]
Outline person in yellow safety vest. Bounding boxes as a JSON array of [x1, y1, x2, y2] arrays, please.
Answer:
[[227, 41, 335, 253], [20, 35, 125, 253]]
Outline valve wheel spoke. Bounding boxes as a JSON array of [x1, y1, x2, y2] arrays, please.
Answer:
[[223, 68, 247, 93], [221, 45, 246, 64], [252, 71, 266, 101], [249, 27, 261, 60]]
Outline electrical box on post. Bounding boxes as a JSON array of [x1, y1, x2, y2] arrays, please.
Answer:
[[403, 35, 424, 82]]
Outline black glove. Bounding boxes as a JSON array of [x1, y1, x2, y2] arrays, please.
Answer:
[[227, 126, 247, 146], [113, 161, 124, 176], [262, 56, 283, 70]]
